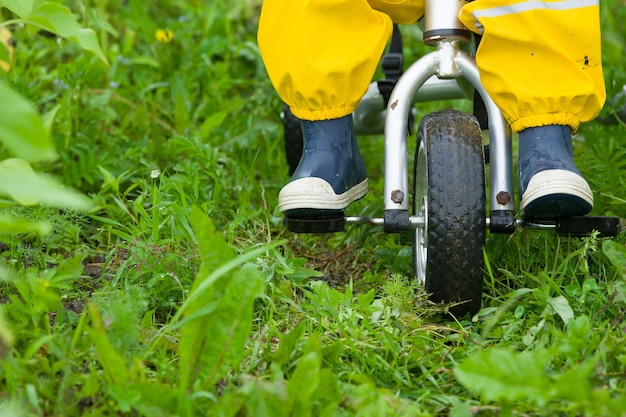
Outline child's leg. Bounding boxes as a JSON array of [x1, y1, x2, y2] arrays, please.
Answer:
[[459, 0, 604, 132], [258, 0, 422, 217], [258, 0, 394, 121], [460, 0, 604, 217], [258, 0, 423, 120]]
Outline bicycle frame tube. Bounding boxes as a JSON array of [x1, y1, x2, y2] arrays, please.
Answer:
[[383, 39, 515, 214], [353, 77, 473, 135]]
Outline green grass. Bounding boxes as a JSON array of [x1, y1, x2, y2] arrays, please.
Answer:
[[1, 0, 626, 416]]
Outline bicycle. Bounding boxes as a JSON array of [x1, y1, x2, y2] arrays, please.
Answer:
[[280, 0, 621, 317]]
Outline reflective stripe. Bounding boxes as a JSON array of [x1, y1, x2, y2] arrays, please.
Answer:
[[473, 0, 598, 18], [469, 0, 598, 32]]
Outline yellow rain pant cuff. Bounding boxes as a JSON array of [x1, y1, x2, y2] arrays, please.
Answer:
[[460, 1, 604, 132], [258, 0, 393, 123], [290, 104, 359, 121], [511, 113, 580, 133]]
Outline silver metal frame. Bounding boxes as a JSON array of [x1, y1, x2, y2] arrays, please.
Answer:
[[345, 0, 515, 229], [382, 40, 514, 217], [352, 76, 473, 135]]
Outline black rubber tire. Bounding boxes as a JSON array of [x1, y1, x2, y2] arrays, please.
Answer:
[[282, 104, 303, 176], [413, 109, 486, 317]]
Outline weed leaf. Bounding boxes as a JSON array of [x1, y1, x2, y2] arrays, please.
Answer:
[[127, 382, 178, 416], [0, 214, 50, 235], [199, 111, 227, 139], [87, 302, 129, 387], [271, 320, 306, 366], [287, 350, 321, 417], [0, 308, 13, 358], [454, 348, 553, 406], [42, 104, 61, 136], [602, 240, 626, 277], [545, 295, 574, 325], [0, 0, 35, 19], [3, 1, 109, 65], [0, 82, 57, 162], [239, 378, 289, 417], [178, 208, 264, 399], [0, 158, 94, 210]]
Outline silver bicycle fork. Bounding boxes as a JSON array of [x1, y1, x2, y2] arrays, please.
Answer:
[[380, 0, 515, 233]]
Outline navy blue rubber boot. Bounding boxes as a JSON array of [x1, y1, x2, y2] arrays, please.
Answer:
[[518, 125, 593, 218], [278, 115, 367, 217]]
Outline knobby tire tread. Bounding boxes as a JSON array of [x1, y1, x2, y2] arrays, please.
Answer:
[[417, 110, 486, 316]]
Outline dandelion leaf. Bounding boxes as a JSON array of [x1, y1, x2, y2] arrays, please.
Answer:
[[4, 1, 109, 65], [241, 379, 290, 417], [0, 308, 14, 358], [88, 302, 129, 387], [0, 82, 56, 162], [454, 348, 553, 406], [602, 240, 626, 278], [178, 208, 264, 395], [0, 158, 93, 210]]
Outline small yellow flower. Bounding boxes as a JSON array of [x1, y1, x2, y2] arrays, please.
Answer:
[[155, 28, 174, 43]]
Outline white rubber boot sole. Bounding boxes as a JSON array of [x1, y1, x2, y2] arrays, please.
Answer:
[[278, 177, 368, 212], [521, 169, 593, 217]]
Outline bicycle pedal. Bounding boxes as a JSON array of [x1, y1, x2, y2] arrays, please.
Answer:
[[283, 212, 346, 233], [556, 216, 622, 237]]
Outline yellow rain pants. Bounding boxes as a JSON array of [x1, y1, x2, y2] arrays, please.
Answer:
[[257, 0, 605, 132]]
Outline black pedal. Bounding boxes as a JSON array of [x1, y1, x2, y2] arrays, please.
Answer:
[[556, 216, 622, 237], [283, 212, 346, 233]]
